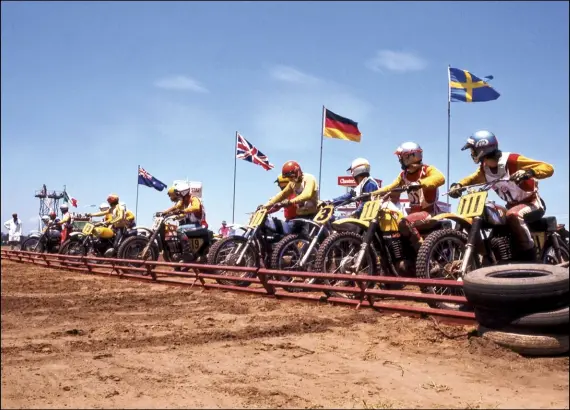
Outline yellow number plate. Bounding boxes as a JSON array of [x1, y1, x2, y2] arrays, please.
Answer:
[[249, 209, 267, 228], [313, 205, 334, 224], [189, 238, 204, 252], [531, 232, 546, 252], [457, 191, 488, 218], [360, 200, 382, 221], [82, 223, 94, 235]]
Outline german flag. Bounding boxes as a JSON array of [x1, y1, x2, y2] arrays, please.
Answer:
[[323, 108, 362, 143]]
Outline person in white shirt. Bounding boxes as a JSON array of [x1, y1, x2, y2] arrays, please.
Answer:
[[4, 213, 23, 250]]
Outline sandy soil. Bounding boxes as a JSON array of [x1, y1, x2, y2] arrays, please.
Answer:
[[1, 259, 568, 409]]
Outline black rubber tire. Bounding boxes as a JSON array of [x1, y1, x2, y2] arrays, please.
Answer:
[[269, 234, 313, 293], [117, 236, 159, 276], [478, 325, 569, 356], [415, 228, 470, 310], [21, 237, 45, 253], [463, 264, 569, 311], [543, 244, 570, 265], [314, 231, 378, 300], [474, 305, 569, 333], [207, 236, 257, 287]]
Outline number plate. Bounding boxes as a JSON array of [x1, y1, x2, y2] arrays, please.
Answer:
[[189, 238, 204, 252], [457, 191, 488, 218], [359, 200, 382, 221], [82, 223, 94, 235], [152, 218, 162, 230], [249, 209, 267, 228], [313, 205, 334, 224]]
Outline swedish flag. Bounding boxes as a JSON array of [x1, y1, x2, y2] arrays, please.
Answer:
[[448, 67, 500, 103]]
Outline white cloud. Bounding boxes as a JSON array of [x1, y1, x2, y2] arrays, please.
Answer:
[[154, 75, 209, 93], [270, 65, 322, 85], [366, 50, 427, 73]]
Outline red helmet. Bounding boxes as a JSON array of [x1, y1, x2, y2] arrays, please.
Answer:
[[281, 160, 302, 180], [107, 193, 120, 206], [49, 212, 57, 219]]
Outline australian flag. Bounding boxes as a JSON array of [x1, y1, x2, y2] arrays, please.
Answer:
[[138, 167, 168, 192], [236, 133, 274, 171]]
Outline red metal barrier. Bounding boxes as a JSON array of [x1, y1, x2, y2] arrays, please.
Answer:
[[1, 249, 476, 325]]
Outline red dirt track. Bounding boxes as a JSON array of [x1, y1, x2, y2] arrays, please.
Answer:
[[1, 259, 568, 409]]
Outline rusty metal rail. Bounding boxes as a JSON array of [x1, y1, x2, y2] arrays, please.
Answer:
[[1, 249, 476, 325]]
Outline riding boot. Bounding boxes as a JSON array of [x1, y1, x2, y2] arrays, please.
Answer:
[[177, 232, 194, 263]]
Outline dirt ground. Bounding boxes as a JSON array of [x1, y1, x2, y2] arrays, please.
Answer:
[[1, 259, 568, 409]]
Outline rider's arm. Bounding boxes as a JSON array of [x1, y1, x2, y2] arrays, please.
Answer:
[[89, 210, 109, 218], [290, 177, 316, 205], [265, 183, 293, 206], [163, 200, 183, 215], [419, 165, 446, 189], [331, 191, 353, 205], [182, 197, 201, 214], [511, 154, 554, 179], [370, 174, 402, 196], [458, 168, 486, 187]]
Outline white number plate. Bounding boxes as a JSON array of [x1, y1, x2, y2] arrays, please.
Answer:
[[152, 218, 162, 230]]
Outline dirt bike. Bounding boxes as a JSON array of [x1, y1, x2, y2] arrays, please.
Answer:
[[117, 213, 216, 275], [206, 206, 288, 287], [60, 221, 139, 262], [269, 198, 356, 292], [21, 223, 62, 254], [415, 177, 569, 310], [313, 189, 452, 299]]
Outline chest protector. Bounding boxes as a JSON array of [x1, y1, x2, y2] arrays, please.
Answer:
[[291, 174, 318, 213], [401, 165, 440, 212], [180, 195, 208, 228], [483, 153, 538, 205], [354, 177, 379, 208]]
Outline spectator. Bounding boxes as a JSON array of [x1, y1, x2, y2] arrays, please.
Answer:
[[218, 220, 231, 237], [4, 213, 23, 250]]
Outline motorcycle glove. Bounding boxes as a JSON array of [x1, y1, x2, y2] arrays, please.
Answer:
[[448, 183, 463, 199]]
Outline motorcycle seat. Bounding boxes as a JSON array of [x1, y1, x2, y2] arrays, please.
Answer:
[[183, 227, 210, 238], [528, 216, 558, 233], [126, 229, 139, 236]]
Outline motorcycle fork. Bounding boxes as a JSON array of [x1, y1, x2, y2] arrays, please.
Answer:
[[549, 232, 563, 262], [299, 225, 323, 268], [236, 227, 257, 265], [460, 216, 483, 276], [353, 220, 377, 272]]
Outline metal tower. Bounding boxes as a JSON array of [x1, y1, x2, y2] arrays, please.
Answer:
[[34, 184, 65, 230]]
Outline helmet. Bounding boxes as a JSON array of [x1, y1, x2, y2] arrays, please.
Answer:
[[168, 182, 191, 202], [274, 174, 290, 188], [167, 186, 178, 201], [99, 202, 110, 212], [41, 215, 50, 223], [222, 220, 227, 225], [395, 142, 423, 169], [462, 130, 499, 164], [107, 194, 119, 206], [347, 158, 371, 178], [60, 204, 69, 212], [281, 160, 302, 180], [49, 212, 57, 219]]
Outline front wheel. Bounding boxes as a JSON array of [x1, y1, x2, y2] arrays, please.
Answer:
[[270, 234, 318, 293], [314, 231, 378, 300], [208, 236, 258, 287], [415, 228, 470, 310], [117, 236, 159, 275], [21, 237, 45, 253]]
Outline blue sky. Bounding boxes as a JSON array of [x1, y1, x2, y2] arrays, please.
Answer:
[[1, 1, 568, 232]]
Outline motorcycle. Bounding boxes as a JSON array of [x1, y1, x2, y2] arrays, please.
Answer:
[[206, 206, 288, 286], [415, 177, 569, 310], [269, 198, 355, 292], [117, 213, 216, 274], [21, 222, 62, 254], [313, 188, 452, 299], [60, 220, 140, 262]]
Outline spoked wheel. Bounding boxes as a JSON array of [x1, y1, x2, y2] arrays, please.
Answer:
[[543, 244, 569, 265], [270, 234, 318, 293], [117, 236, 159, 276], [314, 231, 377, 300], [209, 237, 258, 287], [21, 238, 44, 253], [416, 228, 471, 310]]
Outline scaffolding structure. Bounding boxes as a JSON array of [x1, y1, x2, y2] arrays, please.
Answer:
[[34, 184, 66, 230]]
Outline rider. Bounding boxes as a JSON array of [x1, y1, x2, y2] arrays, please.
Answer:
[[43, 213, 62, 242], [264, 161, 319, 219], [121, 203, 136, 229], [48, 212, 62, 231], [448, 130, 554, 261], [98, 203, 113, 224], [161, 182, 208, 262], [268, 175, 298, 221], [87, 194, 127, 255], [331, 158, 379, 218], [370, 142, 445, 251], [57, 204, 74, 243]]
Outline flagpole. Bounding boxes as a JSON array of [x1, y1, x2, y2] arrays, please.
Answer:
[[135, 165, 140, 222], [232, 132, 238, 224], [446, 65, 451, 205], [318, 105, 326, 200]]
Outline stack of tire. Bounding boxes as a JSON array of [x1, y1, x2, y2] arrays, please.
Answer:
[[463, 263, 569, 356]]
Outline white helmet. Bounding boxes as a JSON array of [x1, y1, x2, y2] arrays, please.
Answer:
[[41, 215, 50, 223], [173, 181, 191, 197], [395, 142, 423, 168], [347, 158, 371, 178], [99, 202, 110, 212], [60, 204, 69, 212]]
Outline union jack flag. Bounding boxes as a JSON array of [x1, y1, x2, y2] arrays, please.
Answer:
[[236, 133, 274, 171]]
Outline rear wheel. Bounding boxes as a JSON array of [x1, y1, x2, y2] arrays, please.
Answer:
[[208, 236, 258, 287], [117, 236, 159, 275], [314, 231, 377, 300], [270, 234, 318, 293], [415, 228, 471, 310]]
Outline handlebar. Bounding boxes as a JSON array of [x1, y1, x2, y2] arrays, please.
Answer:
[[442, 177, 509, 197]]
